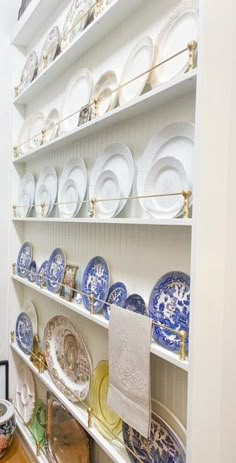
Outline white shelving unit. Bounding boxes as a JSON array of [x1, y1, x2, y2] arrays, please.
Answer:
[[12, 217, 192, 226]]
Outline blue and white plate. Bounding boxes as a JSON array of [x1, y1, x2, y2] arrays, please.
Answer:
[[149, 271, 190, 352], [123, 411, 186, 463], [27, 261, 37, 283], [16, 312, 34, 355], [17, 242, 32, 278], [103, 282, 128, 320], [46, 248, 66, 293], [124, 294, 146, 315], [82, 256, 110, 313], [36, 260, 49, 287]]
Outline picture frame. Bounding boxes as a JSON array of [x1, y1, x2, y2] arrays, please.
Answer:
[[60, 265, 78, 302], [0, 361, 9, 400]]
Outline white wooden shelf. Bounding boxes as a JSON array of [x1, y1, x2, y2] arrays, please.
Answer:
[[15, 409, 48, 462], [11, 274, 189, 372], [11, 343, 131, 463], [12, 217, 192, 227], [13, 70, 197, 164], [14, 0, 142, 104], [11, 0, 69, 47]]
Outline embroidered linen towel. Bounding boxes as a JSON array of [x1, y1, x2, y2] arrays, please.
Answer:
[[108, 304, 152, 438]]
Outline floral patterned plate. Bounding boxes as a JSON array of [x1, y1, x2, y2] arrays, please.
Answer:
[[149, 271, 190, 352], [61, 0, 94, 52], [124, 294, 146, 315], [46, 248, 66, 293], [36, 260, 48, 287], [38, 26, 61, 75], [44, 316, 92, 402], [82, 256, 110, 313], [17, 241, 32, 278], [16, 312, 34, 355], [20, 50, 38, 93], [27, 260, 37, 283], [103, 282, 128, 320]]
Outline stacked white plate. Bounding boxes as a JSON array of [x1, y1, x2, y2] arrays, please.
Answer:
[[93, 70, 118, 117], [89, 143, 134, 218], [44, 108, 60, 143], [35, 166, 57, 217], [18, 173, 35, 218], [137, 122, 194, 218], [58, 158, 87, 218]]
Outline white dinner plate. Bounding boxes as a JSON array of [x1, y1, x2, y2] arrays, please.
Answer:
[[89, 143, 134, 215], [61, 68, 93, 133], [20, 51, 38, 93], [16, 366, 36, 424], [24, 300, 38, 334], [119, 36, 154, 105], [35, 167, 57, 217], [44, 108, 60, 143], [18, 116, 33, 155], [59, 157, 87, 216], [59, 178, 79, 218], [93, 170, 120, 218], [143, 156, 188, 218], [151, 0, 198, 86], [35, 183, 50, 217], [18, 173, 35, 218], [61, 0, 94, 52], [38, 26, 61, 75], [27, 112, 44, 151], [93, 70, 118, 117]]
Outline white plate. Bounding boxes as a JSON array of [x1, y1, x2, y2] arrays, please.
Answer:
[[44, 108, 60, 143], [18, 116, 33, 155], [137, 121, 195, 209], [61, 68, 93, 133], [59, 157, 87, 216], [143, 156, 188, 218], [35, 183, 50, 217], [16, 366, 36, 424], [90, 143, 134, 215], [38, 26, 61, 75], [151, 0, 198, 86], [94, 170, 120, 218], [119, 36, 154, 105], [24, 300, 38, 334], [20, 51, 38, 93], [18, 173, 35, 218], [61, 0, 94, 51], [59, 178, 79, 218], [35, 166, 57, 217], [27, 112, 44, 151], [93, 70, 118, 117]]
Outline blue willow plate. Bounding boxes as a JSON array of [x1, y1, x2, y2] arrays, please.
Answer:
[[36, 260, 49, 287], [123, 412, 186, 463], [148, 271, 190, 353], [16, 312, 34, 355], [82, 256, 110, 313], [17, 241, 32, 278], [27, 261, 37, 283], [124, 294, 146, 315], [103, 282, 128, 320], [46, 249, 66, 293]]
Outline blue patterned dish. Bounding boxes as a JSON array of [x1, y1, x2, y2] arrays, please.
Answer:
[[16, 312, 34, 355], [17, 242, 32, 278], [103, 282, 128, 320], [149, 271, 190, 352], [82, 256, 110, 313], [124, 294, 146, 315], [123, 412, 186, 463], [36, 260, 49, 287], [27, 261, 37, 283], [46, 249, 66, 294]]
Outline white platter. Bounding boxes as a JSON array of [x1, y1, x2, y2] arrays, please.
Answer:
[[59, 157, 87, 216], [18, 173, 35, 218], [119, 36, 154, 105], [89, 143, 134, 216], [59, 178, 79, 218], [151, 0, 198, 86], [27, 112, 44, 151], [61, 68, 93, 133], [44, 108, 60, 143], [61, 0, 94, 52], [35, 183, 50, 217], [35, 166, 57, 217], [93, 70, 118, 117], [38, 26, 61, 75], [94, 169, 120, 218], [20, 51, 38, 93], [24, 300, 38, 334], [16, 366, 36, 424]]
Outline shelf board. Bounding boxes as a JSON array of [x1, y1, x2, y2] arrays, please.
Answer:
[[15, 410, 48, 462], [11, 274, 188, 371], [13, 70, 197, 164], [11, 343, 130, 463], [12, 217, 192, 227], [11, 0, 69, 47], [14, 0, 142, 104]]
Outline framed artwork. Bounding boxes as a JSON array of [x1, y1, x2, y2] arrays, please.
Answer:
[[60, 265, 78, 302], [0, 361, 9, 400]]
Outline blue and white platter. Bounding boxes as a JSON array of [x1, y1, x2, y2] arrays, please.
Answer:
[[27, 261, 37, 283], [103, 282, 128, 320], [46, 249, 66, 294], [124, 294, 146, 315], [148, 271, 190, 352], [36, 260, 49, 287], [82, 256, 110, 313], [123, 409, 186, 463], [17, 241, 32, 278], [16, 312, 34, 355]]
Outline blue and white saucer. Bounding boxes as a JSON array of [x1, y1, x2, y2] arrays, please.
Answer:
[[82, 256, 110, 313], [148, 271, 190, 353], [124, 294, 146, 315], [46, 249, 66, 293], [103, 282, 128, 320], [17, 242, 32, 278], [27, 261, 37, 283], [36, 260, 48, 287], [16, 312, 34, 355]]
